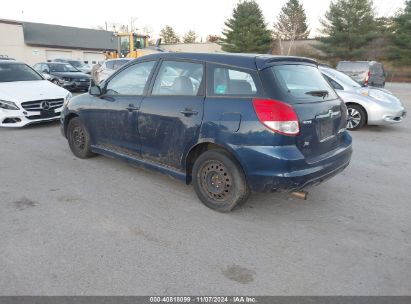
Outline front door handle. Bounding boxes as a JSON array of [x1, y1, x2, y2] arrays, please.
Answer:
[[126, 104, 139, 112], [180, 109, 198, 117]]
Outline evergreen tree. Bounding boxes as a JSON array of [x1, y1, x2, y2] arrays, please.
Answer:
[[183, 30, 198, 43], [274, 0, 310, 44], [160, 26, 180, 44], [387, 0, 411, 65], [222, 0, 272, 53], [316, 0, 377, 60]]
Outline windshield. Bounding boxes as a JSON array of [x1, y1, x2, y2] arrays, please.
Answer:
[[49, 63, 79, 73], [271, 65, 338, 101], [0, 63, 43, 82], [323, 68, 361, 88], [69, 61, 86, 68]]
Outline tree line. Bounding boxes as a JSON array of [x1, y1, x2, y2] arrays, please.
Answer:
[[219, 0, 411, 66], [99, 0, 411, 65]]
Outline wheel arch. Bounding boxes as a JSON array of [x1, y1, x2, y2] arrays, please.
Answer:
[[346, 102, 368, 124], [63, 112, 79, 138], [184, 141, 247, 185]]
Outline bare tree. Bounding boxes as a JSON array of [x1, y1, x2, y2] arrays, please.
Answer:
[[273, 0, 310, 55]]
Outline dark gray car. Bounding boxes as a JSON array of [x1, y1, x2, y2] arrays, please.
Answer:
[[54, 58, 91, 74], [33, 62, 90, 92], [336, 61, 386, 88]]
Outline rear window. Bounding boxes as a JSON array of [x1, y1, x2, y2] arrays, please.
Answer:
[[337, 62, 368, 73], [105, 61, 115, 70], [370, 63, 383, 74], [113, 60, 130, 70], [271, 65, 338, 101]]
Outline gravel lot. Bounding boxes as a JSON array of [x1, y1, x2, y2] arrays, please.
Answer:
[[0, 83, 410, 295]]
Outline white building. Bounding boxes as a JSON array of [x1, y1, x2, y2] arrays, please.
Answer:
[[161, 42, 223, 53], [0, 19, 118, 65]]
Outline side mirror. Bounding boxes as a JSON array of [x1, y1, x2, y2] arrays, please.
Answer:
[[89, 79, 102, 96]]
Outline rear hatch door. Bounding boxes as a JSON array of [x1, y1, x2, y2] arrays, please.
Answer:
[[263, 63, 348, 162]]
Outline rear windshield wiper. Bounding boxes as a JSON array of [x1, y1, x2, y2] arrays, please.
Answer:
[[305, 90, 329, 98]]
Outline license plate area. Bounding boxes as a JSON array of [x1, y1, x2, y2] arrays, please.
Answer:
[[317, 118, 334, 142], [41, 109, 55, 118]]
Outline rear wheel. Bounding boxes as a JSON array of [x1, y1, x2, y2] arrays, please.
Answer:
[[67, 117, 95, 159], [192, 149, 250, 212], [346, 104, 366, 130]]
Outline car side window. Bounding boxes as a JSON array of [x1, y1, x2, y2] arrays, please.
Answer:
[[105, 61, 115, 70], [105, 61, 156, 96], [33, 64, 41, 72], [42, 64, 50, 73], [212, 66, 258, 96], [323, 74, 343, 90], [152, 61, 204, 96], [113, 60, 128, 70]]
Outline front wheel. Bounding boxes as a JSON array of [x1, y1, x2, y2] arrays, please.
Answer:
[[346, 104, 366, 130], [192, 149, 250, 212], [67, 117, 95, 159]]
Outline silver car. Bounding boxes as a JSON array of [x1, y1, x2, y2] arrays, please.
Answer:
[[320, 66, 406, 130], [96, 58, 133, 83]]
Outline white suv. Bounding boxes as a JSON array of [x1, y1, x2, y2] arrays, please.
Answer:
[[96, 58, 133, 83]]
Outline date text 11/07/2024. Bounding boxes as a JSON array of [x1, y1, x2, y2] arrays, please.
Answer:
[[149, 296, 257, 303]]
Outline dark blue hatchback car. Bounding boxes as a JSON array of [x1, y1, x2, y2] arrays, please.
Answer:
[[61, 53, 352, 212]]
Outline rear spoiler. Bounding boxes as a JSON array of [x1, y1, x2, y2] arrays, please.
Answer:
[[255, 55, 318, 70]]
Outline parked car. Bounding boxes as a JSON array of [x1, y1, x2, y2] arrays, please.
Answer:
[[0, 55, 15, 61], [96, 58, 133, 83], [0, 60, 71, 127], [61, 53, 352, 212], [33, 62, 90, 92], [336, 61, 386, 87], [320, 66, 406, 130], [54, 58, 92, 74]]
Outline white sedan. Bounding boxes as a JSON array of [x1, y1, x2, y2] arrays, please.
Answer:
[[0, 60, 71, 128]]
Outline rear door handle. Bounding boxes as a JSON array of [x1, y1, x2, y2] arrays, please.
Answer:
[[180, 109, 198, 117], [126, 104, 139, 112]]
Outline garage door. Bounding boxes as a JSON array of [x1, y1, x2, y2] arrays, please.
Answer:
[[46, 50, 72, 61], [83, 52, 105, 65]]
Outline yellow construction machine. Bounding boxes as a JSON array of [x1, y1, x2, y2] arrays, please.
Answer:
[[105, 33, 162, 59]]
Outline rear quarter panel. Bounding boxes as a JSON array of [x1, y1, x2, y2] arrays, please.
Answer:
[[198, 96, 298, 179]]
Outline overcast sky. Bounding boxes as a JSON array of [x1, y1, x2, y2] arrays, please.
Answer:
[[1, 0, 406, 40]]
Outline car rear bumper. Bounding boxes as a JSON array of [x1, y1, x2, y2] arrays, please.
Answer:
[[232, 133, 353, 192]]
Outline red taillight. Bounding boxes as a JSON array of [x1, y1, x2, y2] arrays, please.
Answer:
[[252, 98, 300, 136], [365, 71, 370, 85]]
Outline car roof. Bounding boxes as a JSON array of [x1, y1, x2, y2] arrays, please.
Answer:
[[137, 52, 317, 70], [0, 59, 23, 64], [55, 58, 83, 62], [39, 62, 68, 65], [319, 66, 338, 76], [338, 60, 380, 64], [105, 58, 133, 62]]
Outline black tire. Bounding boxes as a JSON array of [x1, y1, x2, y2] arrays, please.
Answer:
[[192, 149, 250, 212], [67, 117, 95, 159], [346, 104, 366, 130]]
